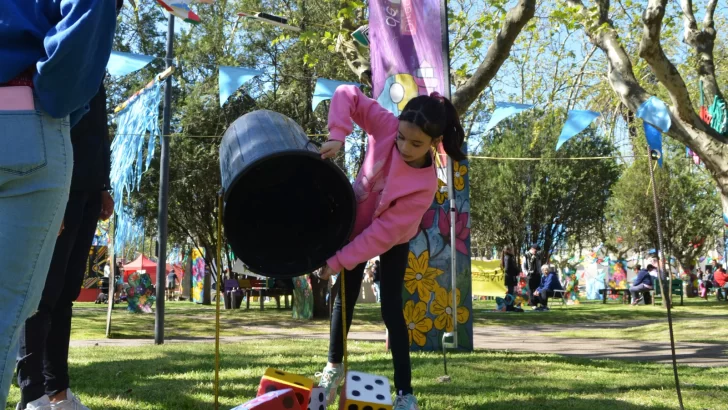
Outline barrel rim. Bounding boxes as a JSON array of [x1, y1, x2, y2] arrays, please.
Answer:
[[222, 149, 356, 278]]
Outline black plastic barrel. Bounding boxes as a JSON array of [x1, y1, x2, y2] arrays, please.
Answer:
[[219, 110, 355, 279]]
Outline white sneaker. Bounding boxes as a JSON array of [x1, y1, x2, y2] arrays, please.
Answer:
[[50, 389, 90, 410], [314, 364, 345, 404], [19, 396, 53, 410], [393, 392, 420, 410]]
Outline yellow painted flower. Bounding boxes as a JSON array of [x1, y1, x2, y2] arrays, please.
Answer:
[[403, 300, 433, 347], [435, 178, 448, 204], [430, 287, 470, 332], [453, 162, 468, 191], [404, 251, 443, 301]]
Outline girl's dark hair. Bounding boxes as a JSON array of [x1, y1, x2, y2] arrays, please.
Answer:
[[398, 93, 466, 161]]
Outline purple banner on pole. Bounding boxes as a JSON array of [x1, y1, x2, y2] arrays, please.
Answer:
[[370, 0, 447, 114], [370, 0, 473, 352]]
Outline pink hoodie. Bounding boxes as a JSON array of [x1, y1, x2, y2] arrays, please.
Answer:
[[326, 85, 437, 273]]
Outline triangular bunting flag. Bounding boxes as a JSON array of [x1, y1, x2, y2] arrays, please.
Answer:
[[107, 51, 155, 76], [218, 66, 263, 107], [482, 102, 534, 134], [555, 110, 601, 150], [312, 78, 361, 111]]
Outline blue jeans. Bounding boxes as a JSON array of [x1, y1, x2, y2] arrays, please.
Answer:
[[0, 101, 72, 406], [629, 283, 653, 302]]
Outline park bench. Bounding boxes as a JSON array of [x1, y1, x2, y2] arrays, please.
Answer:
[[240, 278, 293, 310], [652, 278, 683, 306], [598, 288, 631, 304]]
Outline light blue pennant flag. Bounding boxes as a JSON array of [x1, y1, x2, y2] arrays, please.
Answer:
[[482, 102, 534, 134], [107, 51, 155, 76], [555, 110, 601, 150], [312, 78, 361, 111], [643, 122, 664, 167], [637, 96, 671, 132], [219, 66, 263, 107]]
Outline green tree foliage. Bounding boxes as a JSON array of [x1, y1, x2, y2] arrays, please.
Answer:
[[605, 139, 722, 270], [469, 110, 620, 260]]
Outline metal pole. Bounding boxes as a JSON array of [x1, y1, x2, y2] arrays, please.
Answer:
[[155, 14, 174, 345], [440, 0, 458, 351], [646, 147, 683, 409]]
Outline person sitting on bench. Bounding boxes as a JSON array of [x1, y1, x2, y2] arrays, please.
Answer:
[[630, 264, 655, 305], [533, 265, 563, 311]]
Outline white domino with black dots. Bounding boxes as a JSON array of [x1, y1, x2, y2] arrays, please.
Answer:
[[342, 371, 393, 410], [308, 387, 326, 410]]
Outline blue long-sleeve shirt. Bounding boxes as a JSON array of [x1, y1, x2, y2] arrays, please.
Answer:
[[0, 0, 116, 121], [536, 272, 563, 294], [633, 270, 653, 287]]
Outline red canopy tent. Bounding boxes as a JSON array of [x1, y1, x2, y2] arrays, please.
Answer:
[[123, 255, 158, 284]]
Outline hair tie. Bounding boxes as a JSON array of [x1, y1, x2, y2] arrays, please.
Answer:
[[430, 91, 445, 102]]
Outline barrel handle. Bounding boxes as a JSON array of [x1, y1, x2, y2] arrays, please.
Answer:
[[306, 139, 322, 151]]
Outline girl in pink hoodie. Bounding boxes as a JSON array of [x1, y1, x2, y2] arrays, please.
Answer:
[[314, 85, 465, 410]]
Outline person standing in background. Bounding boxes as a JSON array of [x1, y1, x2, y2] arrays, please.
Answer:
[[371, 260, 381, 303], [522, 244, 542, 308], [0, 1, 117, 407], [502, 247, 519, 300]]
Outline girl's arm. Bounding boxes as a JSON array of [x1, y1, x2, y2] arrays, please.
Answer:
[[327, 85, 398, 145], [327, 195, 432, 273]]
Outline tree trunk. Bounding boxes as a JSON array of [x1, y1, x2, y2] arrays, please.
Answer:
[[310, 274, 330, 319], [566, 0, 728, 249]]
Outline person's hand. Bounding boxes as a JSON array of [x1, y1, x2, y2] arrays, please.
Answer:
[[533, 290, 540, 297], [58, 220, 64, 237], [320, 141, 343, 160], [317, 264, 337, 281], [100, 191, 114, 221]]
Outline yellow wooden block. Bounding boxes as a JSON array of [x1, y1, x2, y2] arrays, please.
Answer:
[[263, 368, 314, 390]]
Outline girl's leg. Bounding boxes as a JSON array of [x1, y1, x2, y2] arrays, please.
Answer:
[[379, 243, 412, 395], [327, 263, 365, 364]]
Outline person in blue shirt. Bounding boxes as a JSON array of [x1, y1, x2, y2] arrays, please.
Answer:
[[0, 1, 116, 408], [533, 265, 563, 311], [630, 264, 655, 305]]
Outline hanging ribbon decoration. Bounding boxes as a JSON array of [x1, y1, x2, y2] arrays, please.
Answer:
[[110, 79, 165, 253]]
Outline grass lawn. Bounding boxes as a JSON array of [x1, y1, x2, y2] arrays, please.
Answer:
[[71, 301, 385, 340], [7, 339, 728, 410], [472, 297, 728, 327], [553, 318, 728, 344], [76, 297, 728, 341]]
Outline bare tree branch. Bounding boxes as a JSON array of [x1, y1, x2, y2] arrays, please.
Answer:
[[639, 0, 694, 120], [681, 0, 723, 103], [451, 0, 537, 114], [565, 0, 650, 110], [566, 45, 597, 111]]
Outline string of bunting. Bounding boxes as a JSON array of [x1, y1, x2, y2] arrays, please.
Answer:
[[107, 50, 359, 108]]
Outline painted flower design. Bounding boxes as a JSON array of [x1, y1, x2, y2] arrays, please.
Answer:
[[430, 287, 470, 332], [453, 162, 468, 191], [435, 207, 470, 255], [435, 178, 448, 204], [403, 300, 433, 347], [404, 250, 443, 301]]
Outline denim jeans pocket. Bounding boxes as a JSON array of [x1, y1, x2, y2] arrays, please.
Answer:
[[0, 110, 47, 175]]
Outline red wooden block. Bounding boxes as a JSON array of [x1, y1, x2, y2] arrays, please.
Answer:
[[258, 376, 311, 410], [233, 388, 298, 410]]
